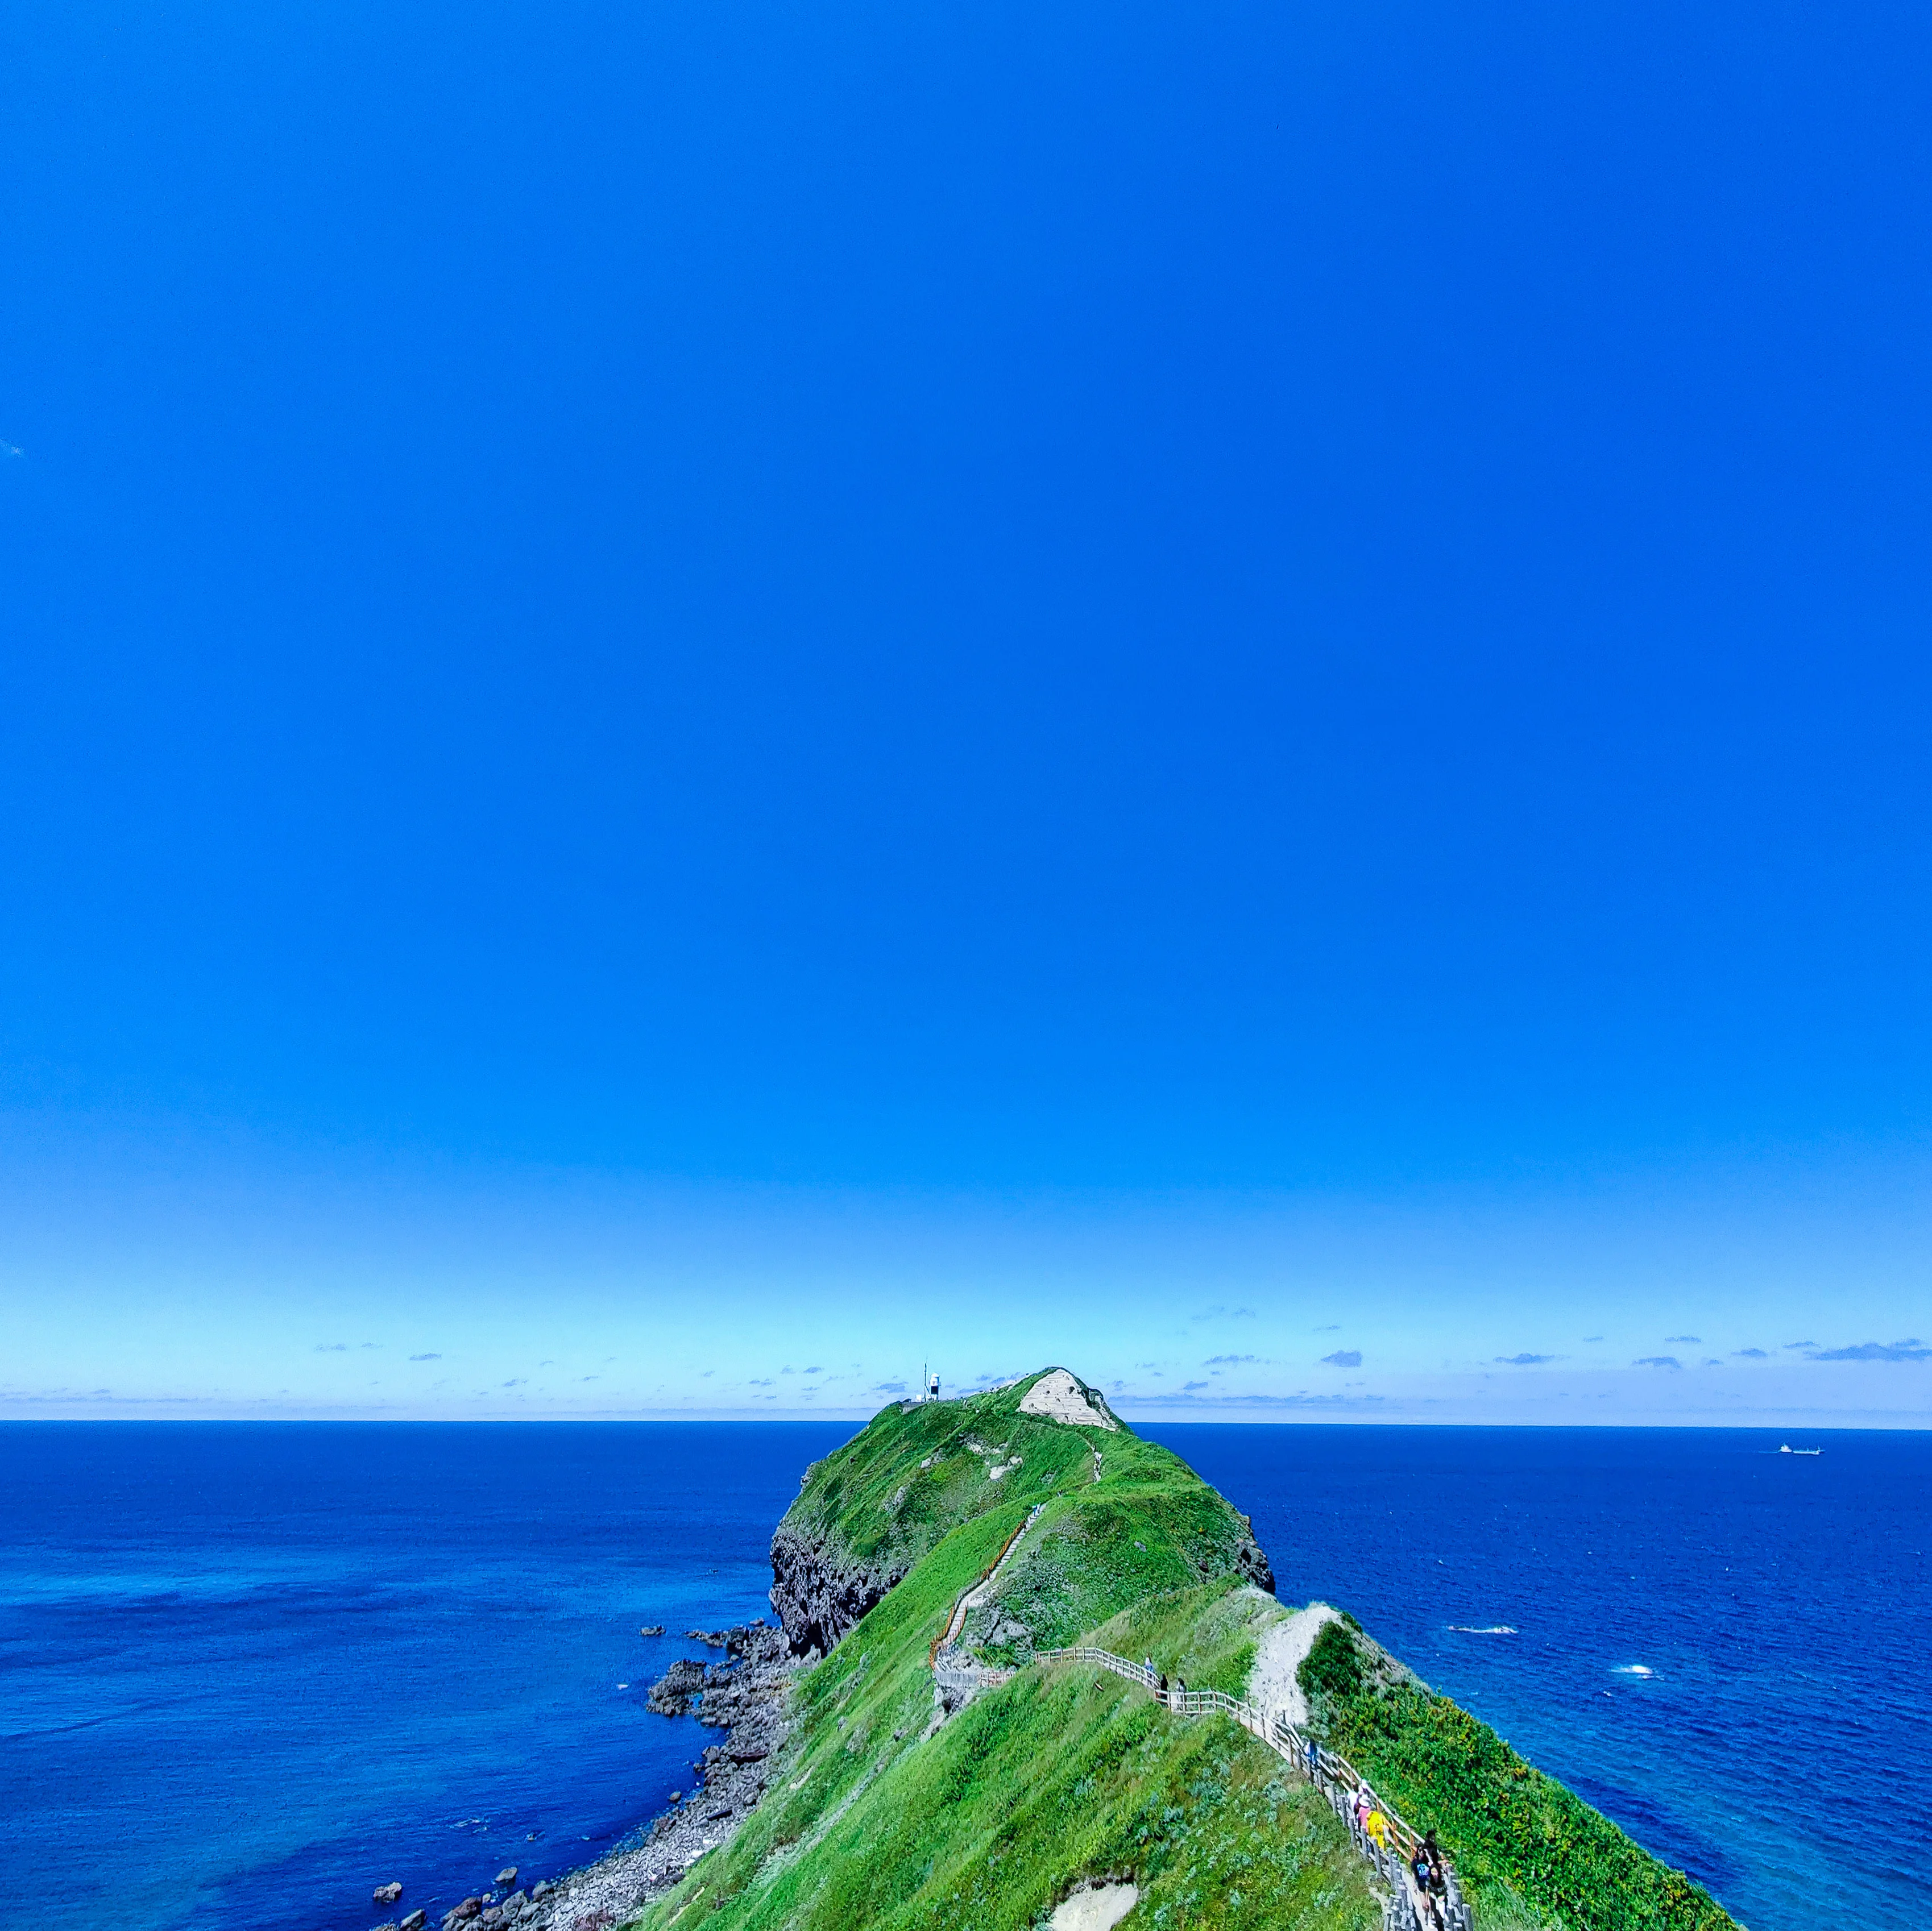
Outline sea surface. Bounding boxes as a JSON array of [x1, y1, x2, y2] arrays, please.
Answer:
[[2, 1423, 1924, 1931]]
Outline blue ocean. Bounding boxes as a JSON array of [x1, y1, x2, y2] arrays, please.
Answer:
[[2, 1423, 1923, 1931]]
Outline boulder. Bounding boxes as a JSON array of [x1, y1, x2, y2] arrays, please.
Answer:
[[639, 1624, 665, 1636], [375, 1884, 405, 1905], [496, 1868, 518, 1888], [400, 1915, 427, 1931], [442, 1899, 483, 1928], [646, 1657, 708, 1715]]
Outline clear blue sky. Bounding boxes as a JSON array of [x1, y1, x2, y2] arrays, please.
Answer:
[[3, 0, 1929, 1422]]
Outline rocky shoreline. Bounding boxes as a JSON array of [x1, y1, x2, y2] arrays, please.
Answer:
[[371, 1621, 798, 1931]]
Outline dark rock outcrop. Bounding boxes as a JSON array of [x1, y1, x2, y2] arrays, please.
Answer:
[[768, 1521, 906, 1656], [1235, 1515, 1276, 1594], [375, 1882, 404, 1904], [645, 1659, 708, 1715]]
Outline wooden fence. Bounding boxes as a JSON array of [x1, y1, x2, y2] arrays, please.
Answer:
[[1035, 1645, 1473, 1931]]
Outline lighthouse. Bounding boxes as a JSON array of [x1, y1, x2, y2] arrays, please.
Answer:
[[927, 1370, 940, 1403]]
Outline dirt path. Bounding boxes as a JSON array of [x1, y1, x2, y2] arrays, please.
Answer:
[[1245, 1602, 1341, 1727]]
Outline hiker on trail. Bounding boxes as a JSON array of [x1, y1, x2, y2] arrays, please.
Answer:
[[1143, 1655, 1153, 1679], [1157, 1672, 1168, 1703], [1304, 1735, 1320, 1780], [1412, 1842, 1444, 1927], [1421, 1831, 1447, 1897], [1365, 1805, 1393, 1853], [1354, 1787, 1374, 1832]]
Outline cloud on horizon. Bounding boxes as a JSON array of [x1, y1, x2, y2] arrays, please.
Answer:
[[1494, 1353, 1556, 1366], [1635, 1356, 1682, 1369], [1320, 1349, 1362, 1368], [1805, 1339, 1930, 1363]]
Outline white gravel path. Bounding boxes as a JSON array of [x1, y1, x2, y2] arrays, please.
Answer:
[[1246, 1602, 1342, 1727], [1050, 1882, 1140, 1929]]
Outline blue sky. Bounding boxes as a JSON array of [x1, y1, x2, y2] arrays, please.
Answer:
[[3, 0, 1929, 1423]]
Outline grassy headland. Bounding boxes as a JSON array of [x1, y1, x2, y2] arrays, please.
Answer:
[[631, 1371, 1742, 1931]]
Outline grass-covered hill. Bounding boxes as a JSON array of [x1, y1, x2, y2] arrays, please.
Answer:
[[632, 1369, 1742, 1931], [766, 1368, 1273, 1659]]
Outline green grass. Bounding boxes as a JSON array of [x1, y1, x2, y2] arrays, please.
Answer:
[[775, 1372, 1261, 1601], [1299, 1622, 1742, 1931], [627, 1372, 1749, 1931], [636, 1566, 1375, 1931], [634, 1373, 1369, 1931]]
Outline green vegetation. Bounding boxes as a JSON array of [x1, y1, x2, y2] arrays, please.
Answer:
[[776, 1374, 1264, 1610], [629, 1369, 1746, 1931], [1298, 1622, 1739, 1931], [635, 1372, 1366, 1930]]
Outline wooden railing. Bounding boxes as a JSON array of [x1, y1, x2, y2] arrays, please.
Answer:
[[929, 1503, 1046, 1667], [1036, 1646, 1472, 1931]]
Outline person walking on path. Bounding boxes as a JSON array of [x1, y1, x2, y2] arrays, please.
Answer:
[[1411, 1838, 1444, 1926]]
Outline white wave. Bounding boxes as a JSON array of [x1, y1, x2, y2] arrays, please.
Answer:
[[1447, 1624, 1517, 1634], [1613, 1664, 1654, 1677]]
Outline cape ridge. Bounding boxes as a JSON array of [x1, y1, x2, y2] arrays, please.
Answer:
[[457, 1368, 1742, 1931]]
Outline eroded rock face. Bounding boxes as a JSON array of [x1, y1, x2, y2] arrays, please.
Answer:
[[1236, 1518, 1276, 1594], [1017, 1368, 1118, 1431], [768, 1521, 907, 1657]]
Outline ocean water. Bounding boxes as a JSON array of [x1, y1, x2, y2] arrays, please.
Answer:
[[0, 1423, 853, 1931], [2, 1423, 1923, 1931]]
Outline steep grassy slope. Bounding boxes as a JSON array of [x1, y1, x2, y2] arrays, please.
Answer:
[[639, 1373, 1363, 1930], [767, 1374, 1269, 1654], [633, 1371, 1744, 1931], [1297, 1622, 1737, 1931]]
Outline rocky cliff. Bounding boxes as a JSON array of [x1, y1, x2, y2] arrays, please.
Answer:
[[767, 1519, 908, 1657]]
